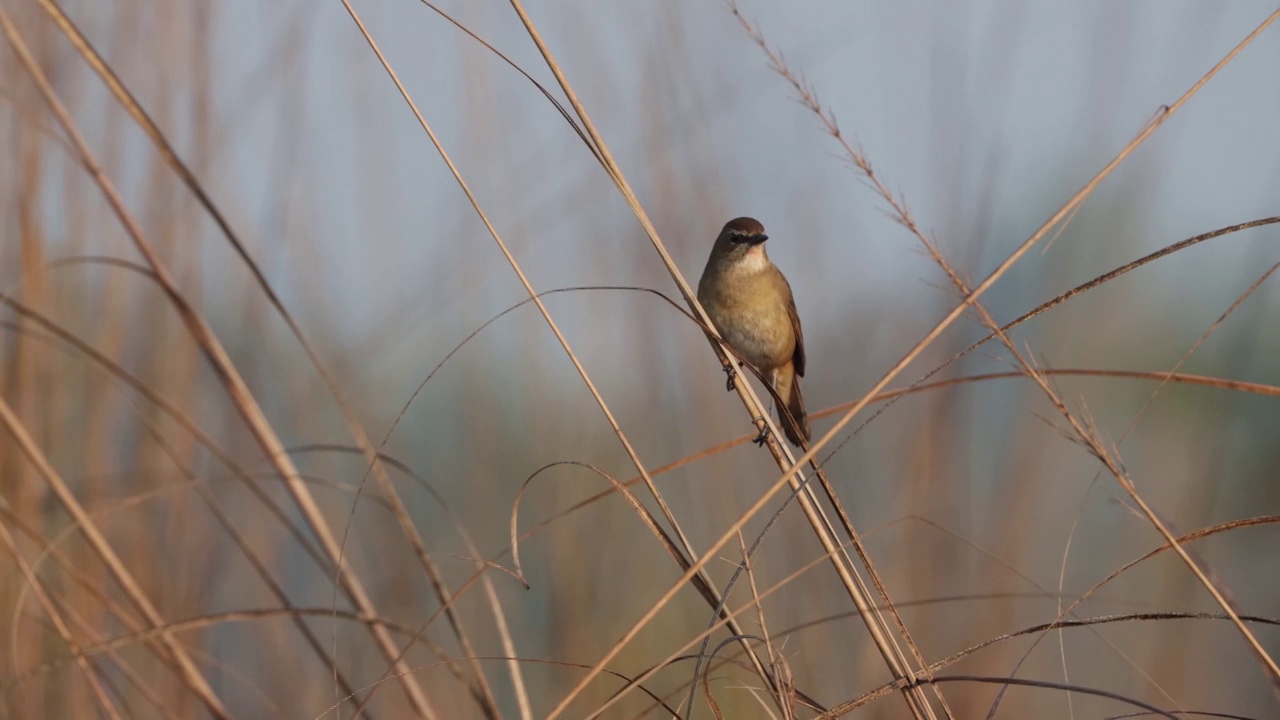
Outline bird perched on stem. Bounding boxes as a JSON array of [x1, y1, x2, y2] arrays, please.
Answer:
[[697, 217, 809, 446]]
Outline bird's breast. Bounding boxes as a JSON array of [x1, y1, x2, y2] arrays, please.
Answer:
[[699, 266, 795, 371]]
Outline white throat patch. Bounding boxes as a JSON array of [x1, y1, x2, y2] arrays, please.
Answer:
[[736, 244, 771, 274]]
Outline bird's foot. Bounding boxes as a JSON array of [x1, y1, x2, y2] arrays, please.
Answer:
[[751, 417, 771, 446], [723, 363, 739, 392]]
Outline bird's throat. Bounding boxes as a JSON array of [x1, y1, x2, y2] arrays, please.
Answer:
[[734, 245, 771, 274]]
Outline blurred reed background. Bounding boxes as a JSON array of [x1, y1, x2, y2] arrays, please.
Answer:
[[1, 0, 1278, 718]]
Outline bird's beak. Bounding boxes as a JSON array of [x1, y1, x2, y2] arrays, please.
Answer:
[[749, 233, 769, 245]]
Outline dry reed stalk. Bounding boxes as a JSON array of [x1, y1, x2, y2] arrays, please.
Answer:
[[0, 5, 444, 717], [499, 2, 939, 717]]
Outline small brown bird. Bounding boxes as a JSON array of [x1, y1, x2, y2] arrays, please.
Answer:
[[697, 217, 809, 445]]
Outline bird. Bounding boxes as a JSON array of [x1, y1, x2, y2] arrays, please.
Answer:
[[697, 217, 809, 446]]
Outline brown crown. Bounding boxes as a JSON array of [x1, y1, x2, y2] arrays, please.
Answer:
[[722, 216, 766, 237]]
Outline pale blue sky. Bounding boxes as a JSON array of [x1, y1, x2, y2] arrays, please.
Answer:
[[213, 0, 1280, 337]]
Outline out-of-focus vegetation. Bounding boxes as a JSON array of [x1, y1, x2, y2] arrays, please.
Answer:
[[1, 1, 1278, 718]]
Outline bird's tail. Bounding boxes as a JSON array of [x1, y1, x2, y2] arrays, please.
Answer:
[[773, 363, 809, 446]]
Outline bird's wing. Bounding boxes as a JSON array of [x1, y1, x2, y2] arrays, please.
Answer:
[[785, 277, 805, 377]]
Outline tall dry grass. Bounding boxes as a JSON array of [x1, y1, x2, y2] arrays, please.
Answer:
[[1, 1, 1278, 718]]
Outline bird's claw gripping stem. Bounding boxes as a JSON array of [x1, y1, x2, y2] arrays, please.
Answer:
[[723, 362, 739, 392], [751, 417, 771, 446]]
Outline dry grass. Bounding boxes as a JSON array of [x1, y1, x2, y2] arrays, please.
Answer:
[[1, 1, 1278, 718]]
